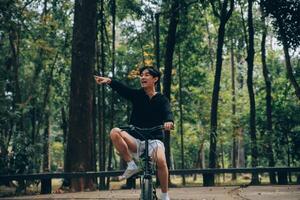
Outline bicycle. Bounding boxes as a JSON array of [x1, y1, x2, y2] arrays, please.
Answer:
[[119, 125, 165, 200]]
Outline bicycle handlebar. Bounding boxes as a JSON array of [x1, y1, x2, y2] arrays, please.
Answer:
[[119, 125, 165, 140]]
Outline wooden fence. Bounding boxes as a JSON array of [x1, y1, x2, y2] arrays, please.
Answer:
[[0, 167, 299, 194]]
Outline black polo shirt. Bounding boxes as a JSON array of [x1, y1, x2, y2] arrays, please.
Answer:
[[110, 79, 173, 140]]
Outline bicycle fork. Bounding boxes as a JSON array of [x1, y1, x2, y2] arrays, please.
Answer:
[[140, 139, 158, 200]]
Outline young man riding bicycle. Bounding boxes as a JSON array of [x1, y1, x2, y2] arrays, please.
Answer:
[[95, 66, 173, 200]]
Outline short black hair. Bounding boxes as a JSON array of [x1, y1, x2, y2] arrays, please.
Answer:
[[139, 66, 161, 79]]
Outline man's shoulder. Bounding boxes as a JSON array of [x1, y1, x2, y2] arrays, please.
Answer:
[[132, 88, 146, 98], [155, 93, 169, 102]]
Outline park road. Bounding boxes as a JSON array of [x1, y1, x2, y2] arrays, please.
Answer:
[[1, 185, 299, 200]]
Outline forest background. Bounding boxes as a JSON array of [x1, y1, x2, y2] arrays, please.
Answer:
[[0, 0, 299, 191]]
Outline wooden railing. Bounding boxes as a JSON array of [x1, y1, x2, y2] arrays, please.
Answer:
[[0, 167, 299, 194]]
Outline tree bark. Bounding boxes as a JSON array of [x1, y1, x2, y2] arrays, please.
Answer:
[[33, 0, 49, 141], [9, 26, 25, 193], [163, 0, 180, 174], [246, 0, 259, 185], [155, 13, 161, 92], [66, 0, 97, 191], [97, 0, 106, 190], [61, 107, 68, 172], [237, 127, 245, 167], [261, 10, 276, 184], [92, 87, 97, 177], [208, 0, 234, 186], [41, 51, 57, 173], [8, 27, 22, 131], [42, 112, 50, 172], [230, 39, 237, 181], [280, 32, 300, 100], [178, 45, 185, 185], [107, 0, 116, 189], [205, 15, 215, 71]]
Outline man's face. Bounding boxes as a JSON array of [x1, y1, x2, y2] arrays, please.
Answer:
[[140, 69, 158, 88]]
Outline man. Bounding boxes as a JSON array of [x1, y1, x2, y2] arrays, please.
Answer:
[[94, 66, 173, 200]]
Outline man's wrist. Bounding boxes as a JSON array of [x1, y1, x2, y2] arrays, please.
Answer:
[[107, 78, 112, 84]]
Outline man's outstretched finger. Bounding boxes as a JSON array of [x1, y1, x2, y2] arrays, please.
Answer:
[[164, 122, 173, 130]]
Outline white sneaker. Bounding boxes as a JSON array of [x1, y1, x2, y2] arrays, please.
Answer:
[[119, 167, 141, 180], [161, 193, 170, 200]]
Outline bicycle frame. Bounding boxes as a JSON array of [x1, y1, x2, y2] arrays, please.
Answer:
[[120, 125, 164, 200]]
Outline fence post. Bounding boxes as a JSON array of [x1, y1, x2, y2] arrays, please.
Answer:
[[277, 171, 288, 184], [297, 174, 300, 184], [122, 177, 136, 189], [41, 178, 52, 194], [203, 173, 214, 186]]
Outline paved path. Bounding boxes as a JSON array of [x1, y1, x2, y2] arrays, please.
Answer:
[[1, 185, 299, 200]]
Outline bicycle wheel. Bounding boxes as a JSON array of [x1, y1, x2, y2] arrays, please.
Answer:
[[141, 177, 152, 200]]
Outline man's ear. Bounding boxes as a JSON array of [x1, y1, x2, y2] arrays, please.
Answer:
[[154, 77, 159, 83]]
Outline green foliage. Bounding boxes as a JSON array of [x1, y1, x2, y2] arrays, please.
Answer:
[[0, 0, 72, 175], [262, 0, 300, 50], [51, 141, 63, 171], [9, 132, 40, 174]]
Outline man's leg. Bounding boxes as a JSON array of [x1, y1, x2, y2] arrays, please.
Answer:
[[152, 147, 169, 193], [110, 128, 140, 179], [110, 128, 137, 161]]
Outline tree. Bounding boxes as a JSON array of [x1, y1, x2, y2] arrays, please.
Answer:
[[97, 0, 107, 190], [262, 0, 300, 100], [65, 0, 97, 191], [163, 0, 180, 172], [178, 45, 185, 185], [106, 0, 116, 189], [260, 4, 276, 184], [207, 0, 234, 186], [245, 0, 259, 185]]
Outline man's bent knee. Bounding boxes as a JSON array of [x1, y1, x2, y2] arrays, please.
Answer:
[[157, 158, 168, 169], [110, 128, 122, 140]]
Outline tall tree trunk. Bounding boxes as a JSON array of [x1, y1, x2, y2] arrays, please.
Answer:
[[163, 0, 180, 175], [193, 140, 205, 181], [42, 112, 50, 172], [41, 51, 57, 173], [207, 0, 234, 186], [208, 16, 225, 187], [41, 64, 53, 195], [155, 13, 161, 92], [198, 141, 205, 168], [124, 67, 135, 189], [34, 0, 49, 142], [280, 33, 300, 100], [205, 15, 215, 71], [61, 107, 68, 171], [267, 6, 300, 100], [97, 0, 107, 190], [261, 9, 276, 184], [9, 26, 25, 191], [31, 1, 53, 175], [220, 142, 225, 182], [246, 0, 259, 185], [230, 39, 238, 181], [237, 127, 245, 167], [8, 28, 22, 131], [286, 132, 291, 183], [30, 105, 36, 144], [178, 45, 185, 185], [107, 0, 116, 189], [92, 87, 97, 173], [66, 0, 97, 191]]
